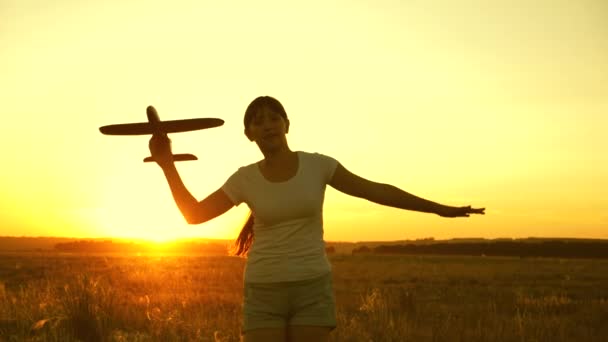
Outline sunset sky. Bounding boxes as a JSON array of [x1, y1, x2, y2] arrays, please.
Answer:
[[1, 0, 607, 242]]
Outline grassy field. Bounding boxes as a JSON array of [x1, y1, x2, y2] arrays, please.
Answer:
[[0, 252, 607, 341]]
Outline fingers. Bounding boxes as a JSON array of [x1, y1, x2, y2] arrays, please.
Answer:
[[441, 206, 486, 217], [150, 133, 171, 144], [457, 206, 485, 216], [149, 134, 171, 150], [468, 207, 485, 215], [148, 134, 172, 163], [474, 207, 485, 214]]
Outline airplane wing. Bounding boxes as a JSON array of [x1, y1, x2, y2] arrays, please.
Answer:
[[99, 118, 224, 135]]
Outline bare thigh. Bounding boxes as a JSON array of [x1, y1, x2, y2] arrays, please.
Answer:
[[287, 326, 331, 342], [242, 328, 286, 342]]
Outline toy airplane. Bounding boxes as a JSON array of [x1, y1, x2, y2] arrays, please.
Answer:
[[99, 105, 224, 163]]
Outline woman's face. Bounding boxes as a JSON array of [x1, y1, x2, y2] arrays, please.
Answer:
[[245, 106, 289, 151]]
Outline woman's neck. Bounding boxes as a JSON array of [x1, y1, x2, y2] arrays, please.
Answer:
[[261, 146, 294, 167]]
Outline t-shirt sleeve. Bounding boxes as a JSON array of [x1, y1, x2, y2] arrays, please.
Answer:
[[315, 153, 339, 184], [221, 168, 245, 206]]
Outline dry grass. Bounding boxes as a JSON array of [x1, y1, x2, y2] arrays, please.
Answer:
[[0, 253, 607, 341]]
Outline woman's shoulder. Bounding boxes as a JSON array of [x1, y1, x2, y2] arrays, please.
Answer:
[[298, 151, 339, 173], [229, 160, 259, 179], [298, 150, 332, 158], [298, 150, 337, 162], [298, 151, 338, 181]]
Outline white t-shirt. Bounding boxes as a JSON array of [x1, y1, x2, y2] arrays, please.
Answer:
[[221, 151, 338, 283]]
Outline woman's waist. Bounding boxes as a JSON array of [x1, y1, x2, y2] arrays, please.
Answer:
[[244, 252, 331, 283]]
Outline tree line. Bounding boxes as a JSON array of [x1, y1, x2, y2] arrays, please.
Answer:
[[352, 239, 608, 259]]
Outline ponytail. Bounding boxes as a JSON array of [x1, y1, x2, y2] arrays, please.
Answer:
[[233, 213, 254, 256]]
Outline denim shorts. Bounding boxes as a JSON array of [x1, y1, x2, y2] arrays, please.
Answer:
[[242, 272, 337, 332]]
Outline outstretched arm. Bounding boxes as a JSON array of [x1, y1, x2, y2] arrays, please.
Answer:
[[149, 134, 234, 224], [329, 163, 484, 217]]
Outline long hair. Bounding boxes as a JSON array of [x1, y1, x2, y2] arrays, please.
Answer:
[[233, 213, 254, 256], [233, 96, 288, 256]]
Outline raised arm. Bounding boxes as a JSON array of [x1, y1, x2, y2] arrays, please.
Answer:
[[149, 134, 234, 224], [329, 163, 484, 217]]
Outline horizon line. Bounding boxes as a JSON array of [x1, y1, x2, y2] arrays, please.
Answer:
[[1, 235, 607, 244]]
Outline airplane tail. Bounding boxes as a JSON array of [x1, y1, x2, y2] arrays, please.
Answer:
[[143, 154, 198, 163]]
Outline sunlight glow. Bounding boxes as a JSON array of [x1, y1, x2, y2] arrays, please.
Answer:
[[1, 0, 606, 241]]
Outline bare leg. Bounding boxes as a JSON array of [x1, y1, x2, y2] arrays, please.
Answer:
[[242, 328, 286, 342], [287, 326, 331, 342]]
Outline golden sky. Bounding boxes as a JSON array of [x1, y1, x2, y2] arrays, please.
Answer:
[[1, 0, 607, 242]]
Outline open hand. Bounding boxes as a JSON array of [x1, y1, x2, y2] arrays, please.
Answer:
[[438, 205, 485, 218]]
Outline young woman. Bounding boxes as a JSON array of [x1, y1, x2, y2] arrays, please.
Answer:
[[148, 96, 485, 342]]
